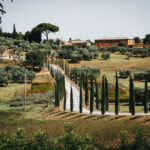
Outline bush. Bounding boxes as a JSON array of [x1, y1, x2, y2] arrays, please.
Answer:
[[101, 53, 110, 60], [0, 65, 35, 84], [108, 46, 118, 52], [135, 87, 150, 103], [134, 72, 147, 81], [119, 70, 131, 78], [10, 91, 54, 107], [0, 76, 8, 87]]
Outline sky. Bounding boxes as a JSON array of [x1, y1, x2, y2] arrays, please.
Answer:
[[0, 0, 150, 41]]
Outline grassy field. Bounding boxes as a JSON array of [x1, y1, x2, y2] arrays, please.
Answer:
[[69, 53, 150, 90], [0, 83, 31, 101], [68, 53, 150, 113], [0, 110, 150, 147]]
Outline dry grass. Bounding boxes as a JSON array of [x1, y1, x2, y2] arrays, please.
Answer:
[[0, 110, 150, 147], [0, 83, 31, 101]]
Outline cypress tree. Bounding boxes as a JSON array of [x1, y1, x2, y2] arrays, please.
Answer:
[[115, 72, 119, 115], [95, 79, 99, 110], [63, 87, 66, 111], [144, 77, 148, 113], [80, 81, 83, 113], [90, 76, 94, 114], [70, 86, 73, 112], [101, 75, 105, 115], [85, 73, 89, 106], [105, 76, 109, 111], [54, 83, 58, 107], [12, 24, 18, 39], [129, 76, 135, 115]]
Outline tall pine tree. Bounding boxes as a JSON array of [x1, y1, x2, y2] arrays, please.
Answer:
[[115, 72, 119, 115]]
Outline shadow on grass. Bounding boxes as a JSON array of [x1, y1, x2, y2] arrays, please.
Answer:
[[129, 116, 143, 121], [142, 119, 150, 123], [109, 116, 126, 121], [71, 114, 88, 120], [54, 112, 68, 117], [60, 113, 77, 119], [83, 115, 95, 120], [96, 115, 109, 120], [42, 109, 55, 114], [46, 111, 61, 116]]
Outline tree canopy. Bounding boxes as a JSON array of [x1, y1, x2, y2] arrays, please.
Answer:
[[0, 0, 13, 24], [134, 36, 141, 43], [35, 23, 59, 40], [25, 51, 44, 71], [143, 34, 150, 44]]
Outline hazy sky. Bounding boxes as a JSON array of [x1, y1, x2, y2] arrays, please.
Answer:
[[1, 0, 150, 41]]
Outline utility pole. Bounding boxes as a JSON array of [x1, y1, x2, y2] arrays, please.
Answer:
[[24, 72, 26, 111]]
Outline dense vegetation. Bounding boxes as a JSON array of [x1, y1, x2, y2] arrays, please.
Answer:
[[0, 122, 150, 150], [0, 65, 35, 86], [57, 45, 99, 62]]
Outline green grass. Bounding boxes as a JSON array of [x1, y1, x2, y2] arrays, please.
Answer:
[[0, 83, 31, 101], [98, 89, 129, 102], [31, 83, 54, 92]]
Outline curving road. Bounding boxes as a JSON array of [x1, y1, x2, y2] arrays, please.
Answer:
[[51, 64, 149, 116]]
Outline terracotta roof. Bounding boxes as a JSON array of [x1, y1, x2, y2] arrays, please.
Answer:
[[95, 37, 133, 41]]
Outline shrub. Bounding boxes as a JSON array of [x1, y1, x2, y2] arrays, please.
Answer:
[[134, 72, 147, 81], [10, 91, 54, 107], [135, 87, 150, 103], [101, 53, 110, 60], [0, 76, 8, 87], [108, 46, 118, 52], [119, 70, 131, 78]]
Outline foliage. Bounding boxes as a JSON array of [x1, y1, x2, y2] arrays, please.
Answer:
[[129, 76, 135, 115], [135, 87, 150, 104], [90, 76, 94, 114], [144, 78, 148, 113], [71, 65, 100, 81], [95, 79, 99, 110], [70, 86, 73, 112], [101, 75, 106, 115], [0, 65, 35, 85], [115, 72, 119, 115], [25, 51, 44, 71], [80, 80, 83, 113], [134, 70, 150, 81], [101, 53, 110, 60], [108, 46, 118, 52], [143, 34, 150, 44], [119, 41, 126, 47], [0, 76, 8, 86], [10, 91, 54, 107], [119, 70, 131, 78], [134, 36, 141, 43], [35, 23, 59, 40], [58, 45, 99, 62]]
